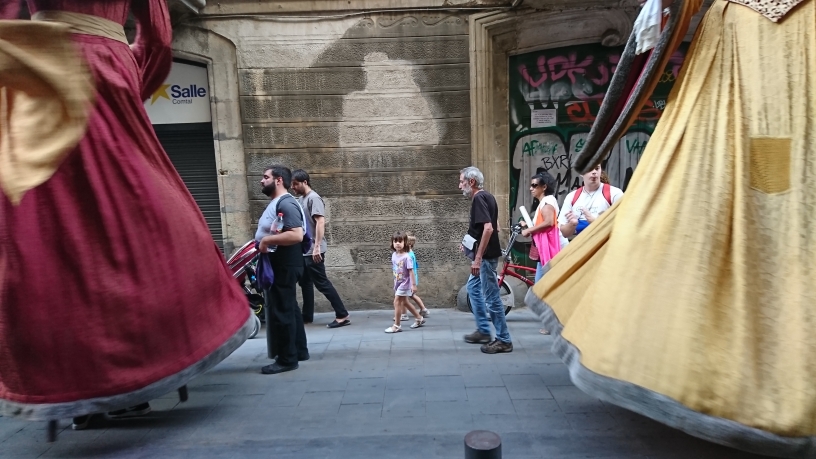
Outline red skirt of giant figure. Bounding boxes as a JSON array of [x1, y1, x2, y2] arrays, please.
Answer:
[[0, 0, 251, 420]]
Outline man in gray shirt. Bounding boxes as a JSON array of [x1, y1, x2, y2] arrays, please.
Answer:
[[291, 170, 350, 328], [256, 165, 308, 374]]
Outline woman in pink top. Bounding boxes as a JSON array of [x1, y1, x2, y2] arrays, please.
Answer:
[[522, 172, 562, 335], [522, 172, 562, 283]]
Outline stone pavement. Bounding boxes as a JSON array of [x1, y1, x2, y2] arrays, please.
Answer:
[[1, 309, 763, 459]]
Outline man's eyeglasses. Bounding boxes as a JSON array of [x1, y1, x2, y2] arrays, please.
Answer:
[[529, 183, 541, 188]]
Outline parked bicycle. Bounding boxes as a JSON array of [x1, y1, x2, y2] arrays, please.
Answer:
[[466, 223, 535, 315]]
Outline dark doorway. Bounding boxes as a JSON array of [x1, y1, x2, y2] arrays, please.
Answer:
[[153, 122, 223, 251]]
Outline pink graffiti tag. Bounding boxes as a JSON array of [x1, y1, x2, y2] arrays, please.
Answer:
[[516, 48, 681, 94], [668, 50, 685, 78], [518, 55, 548, 88], [608, 54, 619, 76], [548, 52, 595, 85]]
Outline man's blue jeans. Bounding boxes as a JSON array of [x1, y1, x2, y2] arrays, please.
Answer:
[[467, 258, 511, 343]]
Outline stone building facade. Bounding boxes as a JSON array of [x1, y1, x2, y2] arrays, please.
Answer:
[[163, 0, 708, 309]]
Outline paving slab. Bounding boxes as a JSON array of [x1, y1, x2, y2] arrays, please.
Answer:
[[0, 309, 765, 459]]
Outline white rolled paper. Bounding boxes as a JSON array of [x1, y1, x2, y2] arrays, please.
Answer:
[[519, 206, 534, 228]]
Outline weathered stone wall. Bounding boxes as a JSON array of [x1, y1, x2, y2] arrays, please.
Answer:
[[195, 12, 473, 308], [172, 0, 712, 310]]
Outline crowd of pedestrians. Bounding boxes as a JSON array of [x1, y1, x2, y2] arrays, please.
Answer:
[[250, 163, 624, 375]]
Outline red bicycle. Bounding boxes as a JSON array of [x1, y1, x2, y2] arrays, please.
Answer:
[[467, 223, 535, 315]]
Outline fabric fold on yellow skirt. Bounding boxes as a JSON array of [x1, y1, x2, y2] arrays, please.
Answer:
[[526, 1, 816, 457]]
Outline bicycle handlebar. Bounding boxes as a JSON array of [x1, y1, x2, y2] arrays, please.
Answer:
[[502, 224, 525, 259]]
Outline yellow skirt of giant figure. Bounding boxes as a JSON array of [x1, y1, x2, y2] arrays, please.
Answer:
[[527, 0, 816, 456]]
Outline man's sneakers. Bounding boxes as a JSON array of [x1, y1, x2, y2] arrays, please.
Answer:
[[463, 330, 491, 344], [480, 339, 513, 354], [327, 319, 351, 329], [262, 362, 299, 374], [269, 353, 310, 361], [108, 403, 152, 419], [465, 331, 513, 353]]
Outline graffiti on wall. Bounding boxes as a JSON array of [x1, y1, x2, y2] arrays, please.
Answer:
[[508, 43, 687, 227], [511, 130, 650, 213]]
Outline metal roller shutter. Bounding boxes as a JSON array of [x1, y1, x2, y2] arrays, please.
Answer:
[[153, 123, 223, 251]]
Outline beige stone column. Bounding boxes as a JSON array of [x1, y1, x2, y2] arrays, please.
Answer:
[[469, 11, 519, 235], [172, 27, 251, 256]]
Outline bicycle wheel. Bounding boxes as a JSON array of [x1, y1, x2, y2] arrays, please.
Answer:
[[248, 313, 261, 339], [467, 280, 513, 316]]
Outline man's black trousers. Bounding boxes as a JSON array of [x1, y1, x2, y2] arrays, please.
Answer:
[[299, 254, 348, 323], [264, 265, 307, 366]]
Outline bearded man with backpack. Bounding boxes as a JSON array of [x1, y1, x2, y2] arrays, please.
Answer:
[[559, 164, 623, 238], [256, 165, 312, 375]]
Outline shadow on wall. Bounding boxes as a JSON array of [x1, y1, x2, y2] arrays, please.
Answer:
[[299, 14, 469, 188], [244, 14, 472, 306], [324, 15, 471, 304], [247, 14, 470, 231]]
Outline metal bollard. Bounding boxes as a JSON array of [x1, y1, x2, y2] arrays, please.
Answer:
[[47, 420, 58, 442], [465, 430, 502, 459], [178, 385, 189, 402]]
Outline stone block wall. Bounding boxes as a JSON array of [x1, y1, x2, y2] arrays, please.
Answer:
[[203, 13, 473, 308]]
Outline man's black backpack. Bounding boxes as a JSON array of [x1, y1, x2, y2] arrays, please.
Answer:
[[277, 193, 313, 255]]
